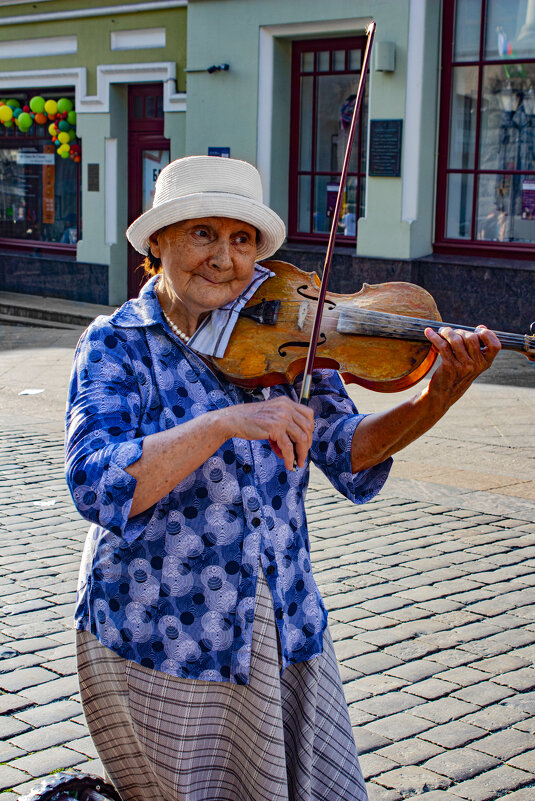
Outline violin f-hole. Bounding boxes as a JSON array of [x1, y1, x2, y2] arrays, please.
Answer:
[[278, 333, 327, 357], [296, 285, 336, 310]]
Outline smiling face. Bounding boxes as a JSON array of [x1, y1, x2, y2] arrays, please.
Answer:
[[150, 216, 258, 333]]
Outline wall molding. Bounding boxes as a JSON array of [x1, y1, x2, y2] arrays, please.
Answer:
[[0, 62, 186, 112], [402, 0, 425, 223], [0, 35, 77, 59], [0, 0, 187, 26]]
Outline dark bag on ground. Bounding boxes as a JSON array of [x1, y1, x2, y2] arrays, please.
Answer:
[[17, 771, 121, 801]]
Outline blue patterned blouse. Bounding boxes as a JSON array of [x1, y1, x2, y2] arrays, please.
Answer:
[[66, 275, 392, 684]]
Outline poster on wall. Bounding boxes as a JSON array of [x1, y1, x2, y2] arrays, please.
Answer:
[[142, 150, 170, 213], [42, 144, 55, 224]]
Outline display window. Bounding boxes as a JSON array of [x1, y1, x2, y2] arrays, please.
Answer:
[[288, 37, 367, 244], [436, 0, 535, 257], [0, 88, 80, 252]]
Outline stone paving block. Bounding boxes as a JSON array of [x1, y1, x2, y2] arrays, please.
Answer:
[[63, 735, 99, 759], [358, 752, 398, 780], [422, 747, 500, 782], [333, 639, 376, 661], [508, 748, 535, 773], [8, 720, 88, 752], [44, 656, 77, 676], [501, 789, 535, 801], [451, 679, 515, 705], [503, 691, 535, 715], [14, 699, 82, 727], [364, 712, 433, 740], [377, 738, 444, 766], [448, 764, 532, 800], [419, 720, 487, 749], [0, 765, 32, 792], [0, 715, 31, 739], [408, 677, 460, 700], [492, 668, 535, 691], [343, 652, 403, 675], [352, 691, 425, 718], [433, 665, 490, 687], [353, 728, 392, 754], [412, 697, 479, 724], [0, 666, 60, 693], [339, 664, 364, 684], [0, 693, 31, 715], [348, 705, 375, 727], [9, 636, 62, 654], [7, 746, 85, 778], [374, 764, 449, 795], [346, 675, 409, 698], [469, 653, 530, 674], [471, 728, 535, 759], [407, 793, 463, 801], [0, 743, 27, 762], [18, 674, 79, 705], [427, 649, 475, 668], [514, 715, 535, 733], [386, 659, 441, 682], [366, 784, 402, 801]]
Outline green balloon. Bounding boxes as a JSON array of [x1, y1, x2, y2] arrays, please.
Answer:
[[17, 112, 32, 130], [57, 97, 73, 113], [29, 96, 45, 113], [6, 98, 20, 109], [67, 110, 76, 125]]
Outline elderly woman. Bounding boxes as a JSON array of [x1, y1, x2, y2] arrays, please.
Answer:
[[66, 156, 500, 801]]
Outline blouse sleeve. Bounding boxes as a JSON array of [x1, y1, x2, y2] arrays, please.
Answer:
[[306, 369, 392, 504], [65, 319, 149, 542]]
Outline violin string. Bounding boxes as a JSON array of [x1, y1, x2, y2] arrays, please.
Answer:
[[264, 303, 528, 346]]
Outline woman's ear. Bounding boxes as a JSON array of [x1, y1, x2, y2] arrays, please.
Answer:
[[148, 231, 161, 258]]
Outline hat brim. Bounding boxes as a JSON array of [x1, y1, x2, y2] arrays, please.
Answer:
[[126, 192, 286, 261]]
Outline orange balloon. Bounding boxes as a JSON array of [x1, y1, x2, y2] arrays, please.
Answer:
[[35, 113, 47, 125]]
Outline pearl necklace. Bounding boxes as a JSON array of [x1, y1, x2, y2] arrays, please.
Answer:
[[162, 311, 190, 343]]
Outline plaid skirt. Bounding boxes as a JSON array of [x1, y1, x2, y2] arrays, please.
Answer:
[[76, 569, 368, 801]]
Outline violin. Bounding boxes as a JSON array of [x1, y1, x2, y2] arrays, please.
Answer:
[[210, 259, 535, 392]]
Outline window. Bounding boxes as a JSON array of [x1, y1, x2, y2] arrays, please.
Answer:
[[0, 88, 80, 251], [436, 0, 535, 256], [289, 37, 368, 244]]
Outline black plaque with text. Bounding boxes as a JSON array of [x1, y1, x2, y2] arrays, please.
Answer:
[[369, 119, 402, 177]]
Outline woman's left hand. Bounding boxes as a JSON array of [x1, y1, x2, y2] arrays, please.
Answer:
[[424, 324, 501, 408]]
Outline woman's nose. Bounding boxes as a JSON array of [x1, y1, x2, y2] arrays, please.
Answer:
[[210, 237, 233, 270]]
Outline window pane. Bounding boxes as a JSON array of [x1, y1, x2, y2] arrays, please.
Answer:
[[477, 172, 535, 242], [301, 51, 314, 72], [479, 63, 535, 171], [299, 76, 313, 171], [145, 95, 155, 118], [297, 174, 311, 232], [448, 66, 478, 169], [453, 0, 482, 61], [0, 145, 78, 242], [349, 49, 361, 71], [133, 95, 144, 118], [315, 74, 360, 172], [317, 51, 329, 72], [333, 50, 345, 71], [313, 176, 338, 233], [485, 0, 534, 58], [341, 176, 358, 237], [446, 172, 474, 238]]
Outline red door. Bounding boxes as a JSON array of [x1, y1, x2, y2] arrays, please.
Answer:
[[128, 84, 170, 298]]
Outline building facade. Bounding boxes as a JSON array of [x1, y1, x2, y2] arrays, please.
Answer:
[[0, 0, 533, 333]]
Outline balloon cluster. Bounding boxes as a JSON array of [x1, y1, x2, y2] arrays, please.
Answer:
[[0, 96, 81, 162]]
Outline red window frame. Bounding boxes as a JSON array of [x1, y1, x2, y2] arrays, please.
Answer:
[[288, 36, 367, 245], [0, 87, 80, 256], [435, 0, 535, 260]]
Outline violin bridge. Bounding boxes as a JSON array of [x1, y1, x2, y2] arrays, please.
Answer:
[[298, 301, 309, 331]]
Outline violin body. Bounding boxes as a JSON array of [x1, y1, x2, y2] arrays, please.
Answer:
[[211, 260, 442, 392]]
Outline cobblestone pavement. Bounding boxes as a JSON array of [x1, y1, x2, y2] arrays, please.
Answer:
[[0, 323, 534, 801]]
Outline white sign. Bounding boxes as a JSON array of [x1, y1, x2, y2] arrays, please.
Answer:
[[16, 152, 55, 165]]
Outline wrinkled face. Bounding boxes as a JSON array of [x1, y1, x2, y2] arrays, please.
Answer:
[[149, 216, 258, 321]]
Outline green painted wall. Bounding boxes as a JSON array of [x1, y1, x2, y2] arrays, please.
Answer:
[[186, 0, 441, 262], [0, 5, 187, 96]]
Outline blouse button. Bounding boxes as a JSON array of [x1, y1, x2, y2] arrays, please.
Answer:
[[266, 565, 275, 575], [251, 517, 261, 527], [242, 464, 252, 474]]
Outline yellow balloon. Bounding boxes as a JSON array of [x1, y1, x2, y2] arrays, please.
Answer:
[[44, 99, 58, 115], [58, 143, 70, 154], [0, 105, 13, 122], [58, 131, 70, 144], [48, 123, 57, 136]]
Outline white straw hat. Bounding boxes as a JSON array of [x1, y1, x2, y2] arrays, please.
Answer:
[[126, 155, 286, 260]]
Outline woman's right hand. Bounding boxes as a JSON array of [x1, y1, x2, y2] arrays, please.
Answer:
[[221, 397, 315, 470]]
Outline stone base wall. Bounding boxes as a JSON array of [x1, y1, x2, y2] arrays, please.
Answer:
[[274, 246, 535, 336], [0, 252, 109, 305]]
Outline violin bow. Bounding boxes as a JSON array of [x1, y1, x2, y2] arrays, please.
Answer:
[[298, 20, 376, 406]]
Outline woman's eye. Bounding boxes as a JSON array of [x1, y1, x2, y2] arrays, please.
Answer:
[[194, 228, 210, 238]]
